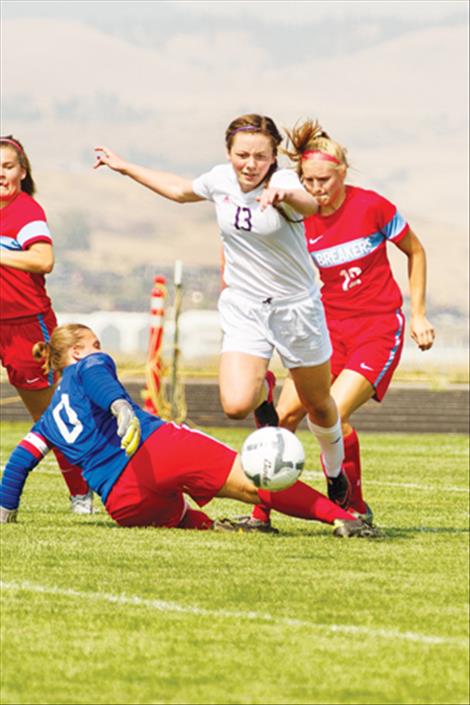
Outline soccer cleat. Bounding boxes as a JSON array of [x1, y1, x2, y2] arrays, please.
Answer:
[[70, 490, 94, 515], [254, 371, 279, 428], [326, 470, 351, 509], [213, 517, 279, 534], [234, 515, 279, 534], [348, 503, 374, 526], [333, 518, 381, 538]]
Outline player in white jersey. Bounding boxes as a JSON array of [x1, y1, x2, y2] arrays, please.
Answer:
[[94, 114, 351, 520]]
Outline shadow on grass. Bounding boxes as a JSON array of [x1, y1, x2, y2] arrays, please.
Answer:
[[384, 526, 469, 538], [69, 520, 470, 541]]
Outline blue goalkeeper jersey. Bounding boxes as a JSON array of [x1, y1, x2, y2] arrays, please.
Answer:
[[1, 353, 166, 505]]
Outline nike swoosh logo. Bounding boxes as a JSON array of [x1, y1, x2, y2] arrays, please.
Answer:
[[309, 236, 323, 245], [360, 363, 374, 371], [26, 377, 41, 383]]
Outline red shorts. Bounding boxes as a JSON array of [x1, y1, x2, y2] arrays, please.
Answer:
[[327, 309, 405, 401], [105, 422, 237, 528], [0, 309, 57, 390]]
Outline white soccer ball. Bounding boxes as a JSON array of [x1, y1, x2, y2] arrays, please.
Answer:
[[241, 427, 305, 491]]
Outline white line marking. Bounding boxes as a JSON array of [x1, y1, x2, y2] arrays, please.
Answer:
[[302, 471, 469, 493], [1, 581, 466, 648], [0, 461, 467, 493]]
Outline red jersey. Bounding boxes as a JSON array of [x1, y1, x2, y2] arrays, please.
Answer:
[[305, 185, 409, 319], [0, 192, 53, 320]]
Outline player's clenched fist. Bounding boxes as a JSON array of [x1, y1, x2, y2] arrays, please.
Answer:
[[111, 399, 141, 457]]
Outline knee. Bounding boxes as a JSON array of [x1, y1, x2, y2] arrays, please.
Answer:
[[220, 389, 259, 419], [305, 395, 337, 425], [221, 399, 250, 420], [279, 409, 304, 433]]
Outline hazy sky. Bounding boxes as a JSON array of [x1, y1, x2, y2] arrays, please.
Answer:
[[4, 0, 468, 23], [2, 0, 469, 311]]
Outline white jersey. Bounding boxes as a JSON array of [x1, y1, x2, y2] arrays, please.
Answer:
[[192, 164, 318, 301]]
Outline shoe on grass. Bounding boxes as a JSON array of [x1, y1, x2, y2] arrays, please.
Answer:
[[70, 490, 94, 515], [333, 517, 382, 538], [213, 517, 279, 534], [348, 502, 374, 526]]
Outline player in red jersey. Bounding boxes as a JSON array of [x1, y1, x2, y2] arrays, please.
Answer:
[[0, 136, 93, 513], [247, 119, 435, 529]]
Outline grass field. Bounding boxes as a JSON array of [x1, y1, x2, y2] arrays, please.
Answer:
[[0, 422, 468, 705]]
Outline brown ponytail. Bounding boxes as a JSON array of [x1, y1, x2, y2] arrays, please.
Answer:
[[32, 324, 93, 376]]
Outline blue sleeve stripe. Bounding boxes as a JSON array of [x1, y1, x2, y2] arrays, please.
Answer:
[[383, 211, 407, 240]]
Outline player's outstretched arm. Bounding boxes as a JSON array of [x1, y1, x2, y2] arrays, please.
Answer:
[[93, 146, 203, 204], [257, 187, 318, 216], [0, 436, 48, 524], [396, 229, 436, 351]]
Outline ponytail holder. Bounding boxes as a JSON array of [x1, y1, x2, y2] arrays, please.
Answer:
[[301, 149, 340, 164]]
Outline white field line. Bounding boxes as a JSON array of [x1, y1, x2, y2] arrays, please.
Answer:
[[302, 471, 469, 493], [1, 580, 467, 649], [0, 459, 467, 493]]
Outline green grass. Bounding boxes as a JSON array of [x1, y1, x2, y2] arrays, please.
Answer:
[[1, 423, 468, 705]]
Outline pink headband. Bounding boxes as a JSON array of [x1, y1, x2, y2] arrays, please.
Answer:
[[301, 149, 340, 164], [0, 138, 23, 153]]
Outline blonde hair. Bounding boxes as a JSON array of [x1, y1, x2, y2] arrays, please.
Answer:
[[33, 324, 93, 376], [284, 119, 349, 177]]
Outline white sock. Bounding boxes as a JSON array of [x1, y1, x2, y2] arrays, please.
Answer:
[[307, 417, 344, 478]]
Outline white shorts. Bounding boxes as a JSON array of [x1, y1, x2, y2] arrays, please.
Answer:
[[218, 287, 332, 369]]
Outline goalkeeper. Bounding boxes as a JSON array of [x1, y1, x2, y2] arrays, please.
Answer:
[[0, 324, 378, 538]]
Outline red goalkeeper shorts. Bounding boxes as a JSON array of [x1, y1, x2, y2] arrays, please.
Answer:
[[105, 422, 237, 528]]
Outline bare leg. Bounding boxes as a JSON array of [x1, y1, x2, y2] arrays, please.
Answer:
[[218, 352, 269, 419], [16, 386, 54, 421], [330, 369, 375, 434], [289, 360, 338, 428], [215, 456, 364, 531], [277, 369, 374, 435], [216, 456, 260, 503], [276, 374, 307, 431]]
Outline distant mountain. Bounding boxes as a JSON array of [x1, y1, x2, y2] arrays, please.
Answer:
[[3, 17, 469, 312]]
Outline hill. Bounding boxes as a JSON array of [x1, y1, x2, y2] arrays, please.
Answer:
[[3, 17, 469, 312]]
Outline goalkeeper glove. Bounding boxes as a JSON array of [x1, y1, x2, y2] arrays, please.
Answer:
[[0, 507, 18, 524], [110, 399, 141, 457]]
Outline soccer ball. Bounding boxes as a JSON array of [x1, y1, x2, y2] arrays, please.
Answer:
[[241, 427, 305, 491]]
